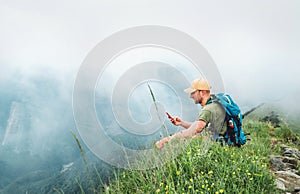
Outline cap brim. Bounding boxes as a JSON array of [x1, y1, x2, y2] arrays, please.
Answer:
[[184, 88, 196, 94]]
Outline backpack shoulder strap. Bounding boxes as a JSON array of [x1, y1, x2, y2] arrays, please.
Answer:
[[206, 94, 218, 105]]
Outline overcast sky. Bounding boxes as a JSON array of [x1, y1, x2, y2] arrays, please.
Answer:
[[1, 0, 300, 112]]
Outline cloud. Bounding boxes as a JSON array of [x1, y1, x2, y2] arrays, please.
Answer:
[[1, 0, 300, 153]]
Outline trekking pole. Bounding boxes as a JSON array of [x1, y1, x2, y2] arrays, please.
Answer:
[[242, 103, 264, 119]]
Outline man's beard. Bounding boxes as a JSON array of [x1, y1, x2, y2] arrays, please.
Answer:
[[196, 96, 202, 104]]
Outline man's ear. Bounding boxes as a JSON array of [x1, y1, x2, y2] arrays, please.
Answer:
[[202, 90, 209, 95]]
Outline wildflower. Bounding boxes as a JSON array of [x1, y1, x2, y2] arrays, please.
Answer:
[[165, 185, 169, 190], [215, 159, 218, 162], [160, 182, 164, 186], [250, 177, 253, 181], [208, 170, 213, 174], [156, 189, 161, 193], [237, 168, 241, 171], [215, 192, 219, 194], [254, 173, 263, 177], [196, 189, 199, 192], [247, 173, 251, 176], [232, 171, 236, 175], [188, 185, 192, 189], [202, 185, 205, 188], [201, 171, 204, 174], [187, 151, 191, 155], [207, 188, 210, 191], [176, 171, 181, 175], [219, 189, 224, 193]]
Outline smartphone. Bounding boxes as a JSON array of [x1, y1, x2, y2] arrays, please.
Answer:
[[166, 112, 175, 124]]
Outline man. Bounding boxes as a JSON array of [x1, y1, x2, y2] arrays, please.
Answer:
[[156, 78, 226, 149]]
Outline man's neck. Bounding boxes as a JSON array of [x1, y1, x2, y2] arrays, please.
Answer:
[[201, 94, 211, 106]]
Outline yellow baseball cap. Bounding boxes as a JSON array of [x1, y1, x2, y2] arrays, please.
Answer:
[[184, 78, 211, 94]]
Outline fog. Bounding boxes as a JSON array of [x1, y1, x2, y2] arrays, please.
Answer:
[[1, 0, 299, 108], [0, 66, 78, 156], [0, 0, 300, 192]]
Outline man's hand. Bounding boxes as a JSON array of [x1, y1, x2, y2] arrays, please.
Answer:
[[166, 112, 182, 126], [156, 120, 207, 149], [155, 137, 169, 149], [172, 116, 182, 126]]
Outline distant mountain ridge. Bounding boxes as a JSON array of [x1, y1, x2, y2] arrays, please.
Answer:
[[244, 93, 300, 135]]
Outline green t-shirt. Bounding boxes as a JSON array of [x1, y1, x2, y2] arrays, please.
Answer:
[[197, 102, 226, 140]]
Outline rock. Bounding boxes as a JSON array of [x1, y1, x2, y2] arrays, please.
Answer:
[[282, 157, 298, 169], [275, 178, 286, 190], [283, 148, 300, 159], [275, 171, 300, 179], [270, 156, 287, 171], [270, 156, 296, 171], [270, 155, 299, 171], [272, 145, 300, 193], [275, 170, 300, 192], [60, 162, 74, 173]]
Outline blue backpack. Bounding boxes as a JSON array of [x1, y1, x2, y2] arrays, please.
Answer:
[[207, 93, 247, 147]]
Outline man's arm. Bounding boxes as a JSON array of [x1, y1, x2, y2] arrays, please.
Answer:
[[170, 120, 206, 139], [172, 116, 192, 129], [156, 120, 206, 148]]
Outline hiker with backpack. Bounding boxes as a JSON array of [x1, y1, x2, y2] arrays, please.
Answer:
[[155, 78, 246, 149]]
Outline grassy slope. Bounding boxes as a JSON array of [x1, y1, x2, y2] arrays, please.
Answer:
[[246, 103, 300, 135], [55, 103, 299, 194], [103, 120, 280, 194]]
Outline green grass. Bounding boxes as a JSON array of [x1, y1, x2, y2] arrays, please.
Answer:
[[102, 120, 279, 194], [64, 99, 300, 193]]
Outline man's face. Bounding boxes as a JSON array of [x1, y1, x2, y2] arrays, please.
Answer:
[[190, 90, 202, 104]]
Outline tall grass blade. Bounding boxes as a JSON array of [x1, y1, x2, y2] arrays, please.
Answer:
[[53, 188, 65, 194], [71, 130, 96, 193], [75, 177, 85, 194], [147, 83, 169, 136]]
